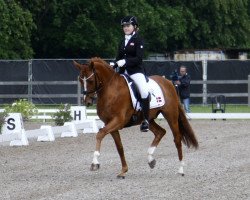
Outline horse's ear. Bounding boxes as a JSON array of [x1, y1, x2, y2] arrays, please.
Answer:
[[73, 60, 82, 70]]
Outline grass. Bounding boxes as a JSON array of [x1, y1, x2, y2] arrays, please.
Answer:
[[190, 104, 250, 113]]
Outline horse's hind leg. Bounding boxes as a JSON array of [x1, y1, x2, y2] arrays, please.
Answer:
[[165, 115, 185, 175], [111, 131, 128, 179], [148, 120, 166, 169]]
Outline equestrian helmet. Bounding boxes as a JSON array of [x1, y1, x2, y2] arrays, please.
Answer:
[[121, 16, 138, 27]]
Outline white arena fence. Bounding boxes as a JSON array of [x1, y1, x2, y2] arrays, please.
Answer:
[[24, 108, 250, 120], [1, 108, 250, 121], [30, 108, 99, 121], [0, 107, 101, 146], [31, 109, 250, 120], [0, 120, 100, 146], [0, 107, 250, 147], [0, 108, 98, 121]]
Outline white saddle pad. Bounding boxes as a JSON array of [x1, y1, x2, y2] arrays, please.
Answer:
[[121, 75, 165, 111]]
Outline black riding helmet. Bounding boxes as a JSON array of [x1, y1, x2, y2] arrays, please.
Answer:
[[121, 16, 138, 27]]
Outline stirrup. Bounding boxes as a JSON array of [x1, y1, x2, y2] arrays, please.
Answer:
[[140, 120, 149, 132]]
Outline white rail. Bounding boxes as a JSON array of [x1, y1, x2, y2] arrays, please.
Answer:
[[1, 108, 250, 120]]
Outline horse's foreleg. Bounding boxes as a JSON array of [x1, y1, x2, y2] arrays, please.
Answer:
[[111, 131, 128, 179], [90, 119, 123, 172], [148, 120, 166, 169]]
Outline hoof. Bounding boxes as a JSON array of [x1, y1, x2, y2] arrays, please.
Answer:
[[148, 159, 156, 169], [178, 172, 185, 176], [90, 163, 100, 171], [117, 174, 125, 179]]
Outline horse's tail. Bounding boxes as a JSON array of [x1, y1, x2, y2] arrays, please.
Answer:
[[178, 104, 199, 149]]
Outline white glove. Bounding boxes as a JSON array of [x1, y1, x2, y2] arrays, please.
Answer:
[[109, 62, 115, 67], [116, 59, 126, 67]]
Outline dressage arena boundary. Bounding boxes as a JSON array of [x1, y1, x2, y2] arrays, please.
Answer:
[[0, 120, 99, 146], [30, 108, 250, 120], [31, 108, 98, 121], [0, 108, 100, 146], [0, 108, 250, 146], [0, 108, 249, 120], [35, 109, 250, 120]]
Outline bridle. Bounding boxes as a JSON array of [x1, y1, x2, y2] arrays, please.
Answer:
[[79, 67, 102, 95]]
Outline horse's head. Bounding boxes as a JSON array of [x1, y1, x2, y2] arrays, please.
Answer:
[[74, 58, 116, 106], [73, 60, 97, 106]]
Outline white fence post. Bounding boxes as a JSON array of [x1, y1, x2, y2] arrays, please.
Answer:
[[248, 74, 250, 106], [28, 59, 33, 103], [77, 76, 82, 106], [202, 59, 208, 105]]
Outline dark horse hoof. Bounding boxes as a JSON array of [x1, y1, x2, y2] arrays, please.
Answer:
[[140, 120, 149, 132], [117, 175, 125, 179], [178, 173, 185, 177], [90, 163, 100, 171], [148, 159, 156, 169]]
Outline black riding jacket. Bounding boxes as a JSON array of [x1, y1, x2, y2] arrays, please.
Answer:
[[115, 32, 144, 75]]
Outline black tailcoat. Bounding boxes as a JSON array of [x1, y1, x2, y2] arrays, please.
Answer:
[[115, 32, 144, 75]]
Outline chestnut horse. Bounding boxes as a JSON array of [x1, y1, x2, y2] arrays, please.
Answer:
[[73, 58, 198, 178]]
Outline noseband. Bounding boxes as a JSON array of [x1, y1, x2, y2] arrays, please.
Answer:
[[79, 67, 102, 95]]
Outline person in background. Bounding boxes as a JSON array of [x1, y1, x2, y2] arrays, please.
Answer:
[[174, 66, 191, 113], [113, 15, 150, 132]]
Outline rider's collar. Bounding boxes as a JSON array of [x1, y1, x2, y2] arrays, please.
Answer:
[[125, 31, 135, 40]]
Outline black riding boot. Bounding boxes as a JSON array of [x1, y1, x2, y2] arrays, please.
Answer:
[[140, 94, 150, 132]]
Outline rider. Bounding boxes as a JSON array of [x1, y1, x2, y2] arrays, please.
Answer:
[[114, 15, 150, 132]]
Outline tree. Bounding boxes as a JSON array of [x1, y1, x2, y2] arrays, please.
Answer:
[[185, 0, 250, 49], [0, 0, 35, 59], [19, 0, 123, 58], [140, 3, 197, 52], [16, 0, 250, 58], [146, 0, 250, 51]]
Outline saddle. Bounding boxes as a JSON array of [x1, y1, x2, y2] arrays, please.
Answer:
[[121, 74, 165, 111]]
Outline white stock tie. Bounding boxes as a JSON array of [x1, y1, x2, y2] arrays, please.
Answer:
[[125, 35, 132, 46]]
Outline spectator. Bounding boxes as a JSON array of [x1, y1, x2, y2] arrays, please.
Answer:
[[174, 66, 191, 113]]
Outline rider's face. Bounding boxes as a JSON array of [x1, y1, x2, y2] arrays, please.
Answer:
[[122, 24, 135, 35]]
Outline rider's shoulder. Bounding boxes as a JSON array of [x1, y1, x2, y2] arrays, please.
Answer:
[[133, 33, 144, 44]]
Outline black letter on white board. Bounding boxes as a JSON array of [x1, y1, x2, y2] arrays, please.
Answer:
[[74, 111, 81, 120], [7, 118, 16, 130]]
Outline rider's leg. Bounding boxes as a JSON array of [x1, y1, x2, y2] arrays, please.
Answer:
[[130, 73, 150, 132], [140, 94, 150, 132]]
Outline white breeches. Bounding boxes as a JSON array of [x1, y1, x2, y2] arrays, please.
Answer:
[[127, 72, 149, 98]]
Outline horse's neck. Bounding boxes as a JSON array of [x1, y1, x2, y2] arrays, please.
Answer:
[[96, 74, 126, 115], [97, 67, 116, 85], [97, 70, 123, 97]]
